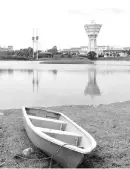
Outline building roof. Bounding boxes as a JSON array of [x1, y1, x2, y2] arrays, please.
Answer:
[[80, 46, 88, 48], [98, 46, 109, 47], [70, 47, 81, 50]]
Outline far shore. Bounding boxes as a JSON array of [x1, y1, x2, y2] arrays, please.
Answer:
[[1, 101, 130, 167], [0, 55, 130, 62], [97, 56, 130, 61]]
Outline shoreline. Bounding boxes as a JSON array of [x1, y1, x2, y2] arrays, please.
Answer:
[[39, 59, 94, 64], [0, 56, 130, 62], [1, 101, 130, 167]]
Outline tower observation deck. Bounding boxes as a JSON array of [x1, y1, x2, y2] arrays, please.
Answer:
[[84, 21, 102, 53]]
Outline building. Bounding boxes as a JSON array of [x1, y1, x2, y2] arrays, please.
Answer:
[[62, 47, 80, 54], [0, 45, 13, 51], [60, 45, 129, 58], [98, 46, 108, 54], [84, 21, 102, 53], [69, 47, 81, 54], [123, 47, 130, 51], [79, 46, 88, 54], [8, 46, 13, 51]]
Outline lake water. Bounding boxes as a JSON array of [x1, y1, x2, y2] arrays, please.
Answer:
[[1, 60, 130, 109]]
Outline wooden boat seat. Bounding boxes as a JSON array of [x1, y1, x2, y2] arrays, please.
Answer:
[[27, 108, 60, 119], [28, 115, 67, 131], [36, 127, 82, 146]]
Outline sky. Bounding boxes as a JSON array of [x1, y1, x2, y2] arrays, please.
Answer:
[[0, 0, 130, 50]]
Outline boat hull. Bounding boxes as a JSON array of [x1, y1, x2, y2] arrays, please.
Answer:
[[23, 117, 84, 168]]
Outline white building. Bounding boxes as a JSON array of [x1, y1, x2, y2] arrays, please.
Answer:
[[79, 46, 88, 54], [8, 46, 13, 51], [98, 46, 108, 53]]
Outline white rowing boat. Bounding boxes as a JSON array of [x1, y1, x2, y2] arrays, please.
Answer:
[[22, 107, 96, 168]]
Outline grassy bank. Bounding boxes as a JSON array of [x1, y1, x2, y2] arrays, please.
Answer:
[[39, 59, 94, 64], [97, 56, 130, 61], [1, 101, 130, 168]]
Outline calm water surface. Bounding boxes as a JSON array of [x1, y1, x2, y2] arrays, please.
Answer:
[[0, 61, 130, 109]]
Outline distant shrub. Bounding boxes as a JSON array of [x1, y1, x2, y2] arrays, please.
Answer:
[[126, 50, 130, 56], [87, 51, 97, 60], [98, 53, 104, 58], [47, 46, 58, 55], [78, 54, 87, 58]]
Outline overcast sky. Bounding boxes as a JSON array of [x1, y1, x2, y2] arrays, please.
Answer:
[[0, 0, 130, 50]]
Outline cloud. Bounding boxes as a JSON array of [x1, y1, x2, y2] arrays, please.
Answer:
[[111, 8, 125, 14], [68, 8, 125, 17], [98, 8, 125, 14], [68, 10, 85, 16]]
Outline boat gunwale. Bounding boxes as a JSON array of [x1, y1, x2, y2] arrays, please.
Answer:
[[22, 106, 97, 154]]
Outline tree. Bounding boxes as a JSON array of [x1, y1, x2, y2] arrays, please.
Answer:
[[48, 46, 58, 55], [117, 53, 120, 57], [87, 51, 97, 60], [126, 50, 130, 56]]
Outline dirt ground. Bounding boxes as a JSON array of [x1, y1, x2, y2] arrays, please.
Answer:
[[1, 101, 130, 168]]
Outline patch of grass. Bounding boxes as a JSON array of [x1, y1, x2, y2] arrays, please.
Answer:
[[97, 56, 130, 61], [1, 101, 130, 167]]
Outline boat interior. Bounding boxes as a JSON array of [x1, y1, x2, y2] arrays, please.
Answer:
[[25, 107, 92, 149]]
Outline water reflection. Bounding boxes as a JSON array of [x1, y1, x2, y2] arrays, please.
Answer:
[[95, 65, 130, 75], [32, 69, 58, 92], [0, 69, 33, 76], [32, 70, 40, 92], [0, 69, 14, 76], [7, 69, 14, 75], [0, 69, 59, 93], [84, 67, 101, 98], [51, 69, 58, 76], [0, 67, 130, 76], [1, 62, 130, 109]]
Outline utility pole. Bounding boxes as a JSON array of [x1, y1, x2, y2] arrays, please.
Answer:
[[32, 28, 35, 59], [36, 28, 39, 60], [32, 28, 39, 60]]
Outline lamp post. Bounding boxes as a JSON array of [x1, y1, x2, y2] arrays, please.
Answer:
[[36, 28, 39, 60], [32, 36, 35, 59], [32, 28, 39, 60]]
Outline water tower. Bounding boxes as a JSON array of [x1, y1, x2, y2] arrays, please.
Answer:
[[84, 21, 102, 53]]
